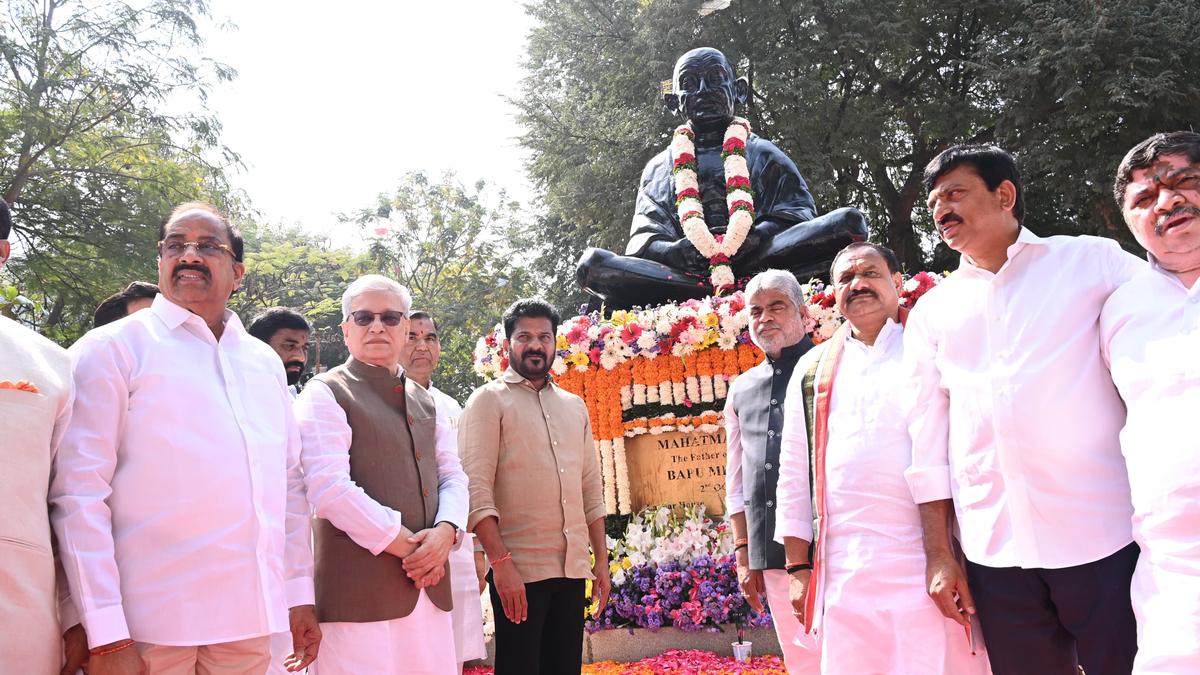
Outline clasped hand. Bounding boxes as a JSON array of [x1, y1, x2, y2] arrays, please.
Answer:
[[398, 523, 455, 588]]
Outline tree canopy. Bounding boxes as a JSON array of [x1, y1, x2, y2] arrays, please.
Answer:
[[345, 171, 538, 400], [0, 0, 239, 340]]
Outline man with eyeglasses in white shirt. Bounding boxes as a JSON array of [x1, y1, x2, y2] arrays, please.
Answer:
[[905, 145, 1145, 675], [1103, 131, 1200, 674], [51, 202, 320, 675]]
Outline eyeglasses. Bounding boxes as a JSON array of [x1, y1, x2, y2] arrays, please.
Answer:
[[348, 310, 406, 327], [159, 239, 236, 259]]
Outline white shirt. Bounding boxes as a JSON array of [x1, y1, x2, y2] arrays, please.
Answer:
[[904, 228, 1145, 568], [723, 398, 747, 516], [429, 383, 464, 431], [50, 295, 314, 648], [295, 371, 468, 556], [1101, 259, 1200, 569]]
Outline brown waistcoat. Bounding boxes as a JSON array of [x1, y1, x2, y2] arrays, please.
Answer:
[[312, 357, 452, 623]]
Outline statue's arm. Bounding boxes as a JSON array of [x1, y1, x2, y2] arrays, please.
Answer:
[[748, 137, 818, 238], [626, 150, 685, 261]]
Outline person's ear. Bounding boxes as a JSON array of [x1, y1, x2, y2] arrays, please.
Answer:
[[734, 77, 750, 107], [996, 180, 1017, 213]]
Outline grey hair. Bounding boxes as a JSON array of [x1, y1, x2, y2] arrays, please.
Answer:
[[340, 274, 412, 320], [744, 269, 804, 309]]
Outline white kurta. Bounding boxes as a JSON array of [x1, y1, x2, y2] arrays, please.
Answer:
[[430, 384, 487, 664], [1101, 261, 1200, 674], [779, 320, 989, 674], [51, 296, 314, 649]]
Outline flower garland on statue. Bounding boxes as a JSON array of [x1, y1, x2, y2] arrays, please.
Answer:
[[671, 117, 755, 293]]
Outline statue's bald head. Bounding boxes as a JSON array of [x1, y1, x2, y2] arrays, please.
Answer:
[[673, 48, 735, 85], [666, 47, 747, 131]]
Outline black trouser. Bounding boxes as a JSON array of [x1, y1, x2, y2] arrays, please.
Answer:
[[966, 542, 1139, 675], [488, 572, 586, 675]]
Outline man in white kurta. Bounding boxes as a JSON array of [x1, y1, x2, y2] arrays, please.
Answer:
[[776, 242, 989, 674], [298, 277, 468, 675], [0, 198, 85, 674], [1104, 132, 1200, 674], [51, 203, 319, 673], [401, 310, 487, 671]]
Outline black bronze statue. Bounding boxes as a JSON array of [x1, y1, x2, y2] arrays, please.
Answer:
[[577, 47, 868, 309]]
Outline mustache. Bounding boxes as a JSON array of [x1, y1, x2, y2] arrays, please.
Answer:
[[522, 351, 547, 359], [936, 212, 963, 231], [1156, 205, 1200, 236], [284, 360, 304, 371], [173, 262, 210, 279], [846, 288, 878, 304]]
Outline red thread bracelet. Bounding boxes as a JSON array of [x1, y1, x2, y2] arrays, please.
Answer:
[[90, 640, 135, 657]]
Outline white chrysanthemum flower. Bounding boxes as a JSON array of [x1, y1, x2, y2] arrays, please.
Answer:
[[711, 264, 735, 289], [674, 171, 700, 193], [724, 154, 749, 178]]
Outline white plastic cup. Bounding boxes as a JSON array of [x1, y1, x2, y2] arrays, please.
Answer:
[[732, 640, 752, 663]]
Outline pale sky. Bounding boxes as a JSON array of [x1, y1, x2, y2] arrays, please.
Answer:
[[202, 1, 535, 238]]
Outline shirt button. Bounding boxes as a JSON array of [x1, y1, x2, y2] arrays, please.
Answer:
[[774, 369, 782, 375], [545, 413, 550, 419], [765, 463, 774, 470], [563, 528, 568, 534], [415, 452, 423, 460], [767, 430, 775, 437], [560, 468, 565, 473], [766, 500, 774, 507], [394, 385, 403, 393], [770, 399, 777, 405], [422, 488, 430, 497], [553, 441, 558, 446]]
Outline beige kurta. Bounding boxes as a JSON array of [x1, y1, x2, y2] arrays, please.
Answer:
[[0, 315, 73, 673]]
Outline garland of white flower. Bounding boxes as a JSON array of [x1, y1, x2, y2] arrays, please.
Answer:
[[670, 117, 755, 292]]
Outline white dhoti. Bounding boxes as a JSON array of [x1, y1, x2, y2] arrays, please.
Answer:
[[449, 535, 486, 663], [1132, 559, 1200, 674], [308, 591, 456, 675], [763, 569, 821, 674], [819, 534, 989, 675]]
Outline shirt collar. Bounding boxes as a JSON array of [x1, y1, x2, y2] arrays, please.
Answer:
[[958, 226, 1045, 273], [766, 335, 813, 365], [150, 294, 241, 334], [345, 356, 404, 381], [1146, 253, 1200, 294], [501, 366, 553, 390], [846, 316, 902, 349]]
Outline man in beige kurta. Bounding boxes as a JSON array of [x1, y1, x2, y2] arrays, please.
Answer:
[[460, 298, 609, 675], [0, 198, 84, 673]]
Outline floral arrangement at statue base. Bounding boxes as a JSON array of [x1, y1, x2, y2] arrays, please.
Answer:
[[475, 293, 762, 515], [465, 651, 787, 674], [472, 272, 944, 514], [586, 506, 771, 634]]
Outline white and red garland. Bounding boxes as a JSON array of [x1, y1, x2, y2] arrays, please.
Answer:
[[670, 116, 755, 293]]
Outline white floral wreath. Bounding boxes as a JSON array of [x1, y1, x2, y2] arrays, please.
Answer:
[[669, 117, 755, 293]]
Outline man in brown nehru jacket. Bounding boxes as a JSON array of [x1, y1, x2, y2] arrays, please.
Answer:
[[296, 274, 468, 674]]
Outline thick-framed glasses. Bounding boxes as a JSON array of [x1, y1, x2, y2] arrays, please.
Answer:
[[348, 310, 406, 327], [158, 239, 236, 259]]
